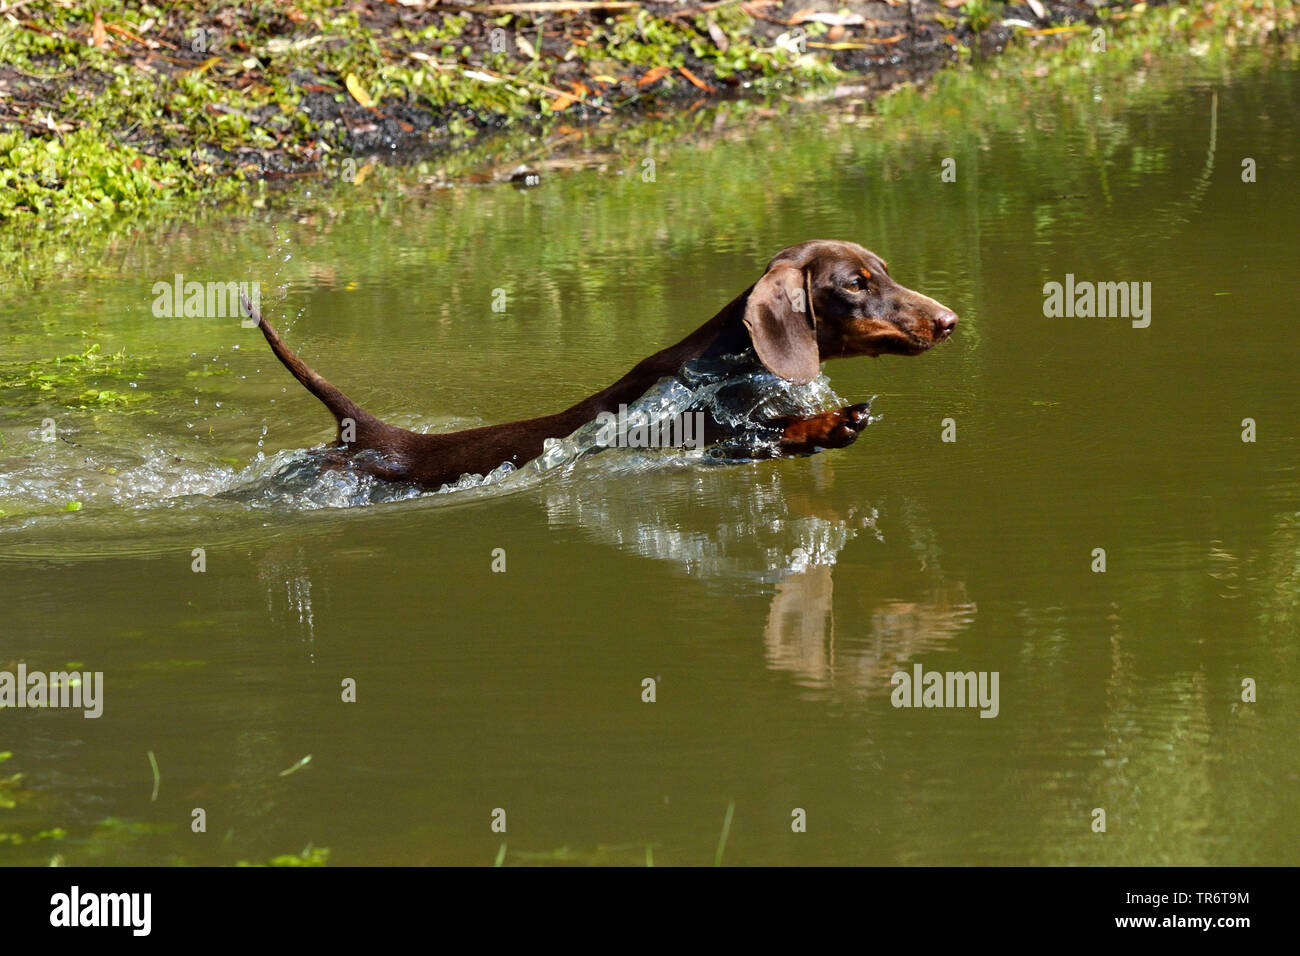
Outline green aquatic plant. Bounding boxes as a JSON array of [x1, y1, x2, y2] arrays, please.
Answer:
[[0, 754, 70, 854], [278, 754, 313, 777], [492, 840, 663, 866], [0, 827, 68, 845], [238, 844, 330, 866], [0, 752, 24, 810], [713, 800, 735, 867], [0, 343, 146, 408], [961, 0, 1008, 38]]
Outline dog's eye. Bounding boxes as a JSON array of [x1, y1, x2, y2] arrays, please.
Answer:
[[844, 275, 867, 292]]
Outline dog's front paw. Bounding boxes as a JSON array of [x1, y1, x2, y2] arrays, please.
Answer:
[[778, 404, 873, 454]]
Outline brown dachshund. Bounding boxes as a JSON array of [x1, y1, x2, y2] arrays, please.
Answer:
[[242, 240, 957, 488]]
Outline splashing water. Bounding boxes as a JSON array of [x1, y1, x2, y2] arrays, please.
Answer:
[[0, 353, 870, 531], [516, 354, 864, 483]]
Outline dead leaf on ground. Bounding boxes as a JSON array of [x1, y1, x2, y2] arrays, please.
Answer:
[[637, 65, 671, 87], [706, 18, 729, 52], [790, 9, 866, 26], [678, 65, 713, 92], [105, 22, 149, 46], [345, 74, 374, 108], [91, 11, 106, 47]]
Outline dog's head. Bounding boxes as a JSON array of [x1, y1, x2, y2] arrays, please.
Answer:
[[742, 240, 958, 384]]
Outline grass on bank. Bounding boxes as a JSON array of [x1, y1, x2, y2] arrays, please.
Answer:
[[0, 0, 841, 224], [2, 1, 1294, 232]]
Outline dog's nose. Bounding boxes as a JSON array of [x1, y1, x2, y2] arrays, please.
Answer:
[[933, 310, 958, 338]]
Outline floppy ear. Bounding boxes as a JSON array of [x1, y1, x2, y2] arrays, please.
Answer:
[[742, 263, 820, 384]]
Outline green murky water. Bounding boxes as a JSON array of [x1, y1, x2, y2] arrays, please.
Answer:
[[2, 47, 1298, 865]]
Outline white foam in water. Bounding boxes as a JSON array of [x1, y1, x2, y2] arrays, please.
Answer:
[[0, 358, 866, 524], [509, 356, 860, 485]]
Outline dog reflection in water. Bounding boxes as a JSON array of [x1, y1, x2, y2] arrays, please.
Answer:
[[543, 457, 976, 694]]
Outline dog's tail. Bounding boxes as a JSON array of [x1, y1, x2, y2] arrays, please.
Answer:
[[241, 294, 383, 445]]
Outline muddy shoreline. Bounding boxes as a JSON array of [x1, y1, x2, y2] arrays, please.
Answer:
[[0, 0, 1134, 221]]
